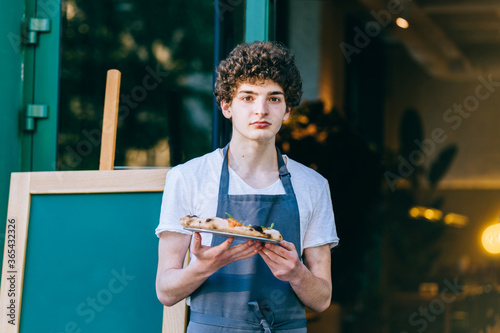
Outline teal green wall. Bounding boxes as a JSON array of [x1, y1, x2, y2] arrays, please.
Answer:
[[0, 1, 25, 266]]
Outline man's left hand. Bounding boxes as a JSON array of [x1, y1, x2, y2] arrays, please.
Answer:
[[259, 240, 302, 283]]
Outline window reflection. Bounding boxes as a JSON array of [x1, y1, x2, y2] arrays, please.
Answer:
[[58, 0, 214, 170]]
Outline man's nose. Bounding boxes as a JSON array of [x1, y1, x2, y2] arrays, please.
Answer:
[[254, 98, 269, 115]]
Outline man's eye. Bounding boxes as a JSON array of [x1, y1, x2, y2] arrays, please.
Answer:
[[270, 97, 281, 103], [242, 96, 253, 101]]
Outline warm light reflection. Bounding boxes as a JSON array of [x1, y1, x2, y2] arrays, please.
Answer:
[[443, 213, 468, 228], [409, 206, 420, 218], [152, 40, 174, 70], [396, 17, 409, 29], [424, 208, 438, 220], [409, 206, 442, 221], [409, 206, 469, 228], [481, 223, 500, 254], [297, 115, 309, 124], [66, 2, 76, 21], [419, 282, 438, 298], [124, 139, 171, 167], [120, 32, 137, 53]]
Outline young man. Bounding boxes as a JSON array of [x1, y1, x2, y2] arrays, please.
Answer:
[[156, 41, 339, 332]]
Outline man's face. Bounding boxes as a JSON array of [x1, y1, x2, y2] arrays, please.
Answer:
[[221, 80, 290, 144]]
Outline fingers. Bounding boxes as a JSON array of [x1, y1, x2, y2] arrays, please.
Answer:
[[259, 241, 302, 282], [263, 240, 295, 257], [260, 244, 283, 265], [190, 232, 202, 253], [217, 237, 234, 252], [259, 248, 287, 280], [192, 234, 263, 266], [227, 240, 263, 260], [191, 233, 233, 254], [217, 238, 260, 260], [278, 240, 295, 251], [260, 240, 299, 267]]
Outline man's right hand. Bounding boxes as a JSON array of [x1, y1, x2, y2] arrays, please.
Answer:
[[190, 232, 262, 275]]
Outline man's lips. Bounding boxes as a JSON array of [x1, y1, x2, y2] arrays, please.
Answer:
[[251, 121, 271, 128]]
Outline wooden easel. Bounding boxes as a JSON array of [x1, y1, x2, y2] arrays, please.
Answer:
[[99, 70, 188, 333], [99, 69, 121, 171]]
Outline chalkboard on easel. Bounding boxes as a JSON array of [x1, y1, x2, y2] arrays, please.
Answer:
[[0, 169, 184, 333], [21, 192, 162, 332]]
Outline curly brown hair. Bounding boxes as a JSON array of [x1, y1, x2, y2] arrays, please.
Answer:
[[214, 41, 303, 109]]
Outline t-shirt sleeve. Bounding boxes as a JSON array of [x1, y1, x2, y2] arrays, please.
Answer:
[[155, 167, 193, 237], [303, 182, 339, 249]]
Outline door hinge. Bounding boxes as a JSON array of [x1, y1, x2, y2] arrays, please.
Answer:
[[25, 18, 51, 45], [25, 104, 48, 131]]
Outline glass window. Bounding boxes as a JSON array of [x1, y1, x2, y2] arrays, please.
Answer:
[[58, 0, 214, 170]]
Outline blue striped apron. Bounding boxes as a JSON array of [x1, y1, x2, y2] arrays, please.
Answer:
[[187, 145, 307, 332]]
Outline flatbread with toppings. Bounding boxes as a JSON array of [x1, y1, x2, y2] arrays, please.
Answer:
[[180, 215, 283, 242]]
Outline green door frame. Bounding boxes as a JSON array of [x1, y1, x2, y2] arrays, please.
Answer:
[[244, 0, 277, 43], [21, 0, 61, 172], [214, 0, 274, 148]]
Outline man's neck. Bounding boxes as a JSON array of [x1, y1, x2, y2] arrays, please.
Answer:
[[226, 138, 279, 189]]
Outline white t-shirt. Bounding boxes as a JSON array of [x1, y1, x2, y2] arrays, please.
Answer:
[[156, 149, 339, 253]]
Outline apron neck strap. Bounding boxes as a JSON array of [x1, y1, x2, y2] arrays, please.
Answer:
[[276, 146, 290, 179]]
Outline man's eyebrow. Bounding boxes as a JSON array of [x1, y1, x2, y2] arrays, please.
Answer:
[[236, 90, 285, 96], [236, 90, 284, 95]]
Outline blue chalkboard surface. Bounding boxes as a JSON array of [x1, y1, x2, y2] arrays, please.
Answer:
[[20, 192, 163, 332]]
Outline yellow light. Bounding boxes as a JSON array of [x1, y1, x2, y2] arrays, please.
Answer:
[[424, 209, 435, 220], [396, 17, 409, 29], [481, 223, 500, 254], [297, 115, 309, 124], [408, 206, 443, 221], [444, 213, 468, 228], [424, 208, 442, 221], [409, 207, 420, 218], [419, 282, 438, 298], [66, 3, 76, 21]]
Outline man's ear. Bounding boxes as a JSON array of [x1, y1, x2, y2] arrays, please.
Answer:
[[221, 100, 232, 119], [283, 107, 291, 121]]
